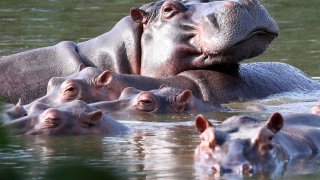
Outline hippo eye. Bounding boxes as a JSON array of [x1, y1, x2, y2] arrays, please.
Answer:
[[269, 135, 273, 141], [81, 121, 94, 128], [62, 85, 79, 102], [161, 2, 181, 19], [64, 86, 78, 95], [163, 6, 174, 13]]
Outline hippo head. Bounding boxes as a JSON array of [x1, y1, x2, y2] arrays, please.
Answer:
[[194, 113, 284, 176], [27, 100, 104, 135], [118, 86, 202, 113], [131, 0, 279, 77], [31, 67, 125, 106]]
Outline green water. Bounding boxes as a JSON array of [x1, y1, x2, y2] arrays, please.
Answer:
[[0, 0, 320, 179]]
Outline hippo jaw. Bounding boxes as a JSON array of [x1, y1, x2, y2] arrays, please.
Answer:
[[133, 0, 279, 77]]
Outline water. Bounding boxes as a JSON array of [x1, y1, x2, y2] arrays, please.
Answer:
[[1, 0, 320, 179]]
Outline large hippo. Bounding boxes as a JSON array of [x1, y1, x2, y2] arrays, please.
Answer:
[[2, 100, 128, 135], [91, 86, 224, 114], [0, 0, 279, 103], [194, 113, 320, 176]]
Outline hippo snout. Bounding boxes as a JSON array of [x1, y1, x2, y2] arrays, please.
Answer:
[[196, 0, 279, 61], [40, 108, 61, 129], [210, 162, 254, 175]]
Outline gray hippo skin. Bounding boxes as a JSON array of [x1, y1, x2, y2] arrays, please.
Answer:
[[194, 113, 320, 176], [0, 0, 279, 103], [91, 86, 224, 114], [2, 100, 128, 135]]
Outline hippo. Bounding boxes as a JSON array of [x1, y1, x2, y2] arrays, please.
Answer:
[[3, 67, 127, 120], [2, 100, 128, 135], [0, 0, 279, 103], [91, 86, 224, 114], [194, 113, 320, 176], [28, 67, 126, 105]]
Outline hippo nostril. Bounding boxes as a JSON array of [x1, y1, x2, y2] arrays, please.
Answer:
[[140, 99, 153, 104], [242, 163, 253, 174], [211, 164, 221, 174], [41, 117, 60, 129], [40, 108, 62, 128]]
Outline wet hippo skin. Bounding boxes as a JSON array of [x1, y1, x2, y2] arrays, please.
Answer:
[[2, 100, 128, 135], [194, 112, 320, 176], [91, 86, 224, 114]]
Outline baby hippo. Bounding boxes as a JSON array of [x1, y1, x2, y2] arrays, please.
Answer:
[[3, 100, 128, 136], [5, 67, 126, 119], [91, 86, 224, 114], [194, 112, 320, 176], [31, 67, 126, 105]]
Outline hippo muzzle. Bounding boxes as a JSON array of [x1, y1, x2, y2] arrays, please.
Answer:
[[194, 0, 279, 62]]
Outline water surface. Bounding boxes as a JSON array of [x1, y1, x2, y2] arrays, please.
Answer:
[[1, 0, 320, 179]]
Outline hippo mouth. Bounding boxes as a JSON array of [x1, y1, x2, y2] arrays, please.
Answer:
[[195, 29, 278, 67], [234, 29, 278, 49]]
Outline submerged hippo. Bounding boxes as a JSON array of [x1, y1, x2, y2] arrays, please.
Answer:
[[194, 113, 320, 176], [0, 0, 279, 103], [28, 67, 125, 105], [3, 100, 128, 135], [91, 86, 224, 114], [4, 67, 126, 120]]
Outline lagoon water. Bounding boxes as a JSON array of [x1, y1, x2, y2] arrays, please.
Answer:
[[1, 0, 320, 179]]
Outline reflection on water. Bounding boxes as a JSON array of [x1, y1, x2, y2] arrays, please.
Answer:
[[1, 0, 320, 179]]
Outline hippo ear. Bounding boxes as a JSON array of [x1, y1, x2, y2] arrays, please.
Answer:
[[78, 63, 86, 72], [265, 112, 284, 133], [95, 70, 112, 88], [195, 114, 213, 133], [16, 98, 24, 106], [85, 111, 103, 125], [130, 7, 148, 24], [176, 90, 192, 104]]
